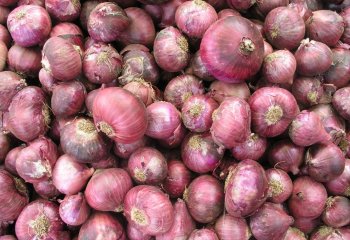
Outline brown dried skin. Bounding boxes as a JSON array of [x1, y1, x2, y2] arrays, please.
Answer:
[[0, 71, 26, 111]]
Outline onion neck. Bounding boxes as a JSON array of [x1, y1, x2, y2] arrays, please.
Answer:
[[29, 214, 50, 238], [134, 168, 147, 182], [177, 36, 189, 53], [131, 208, 148, 226], [97, 121, 115, 137], [239, 37, 255, 55], [326, 197, 335, 209], [269, 179, 283, 197], [189, 104, 204, 117]]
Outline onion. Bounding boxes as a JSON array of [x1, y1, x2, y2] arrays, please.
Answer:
[[52, 154, 94, 195], [293, 217, 322, 234], [51, 81, 86, 117], [186, 51, 215, 81], [78, 212, 126, 240], [33, 179, 60, 199], [214, 215, 250, 240], [305, 143, 345, 182], [45, 0, 81, 22], [188, 229, 219, 240], [124, 185, 174, 235], [256, 0, 289, 16], [93, 87, 148, 144], [38, 68, 57, 93], [114, 136, 150, 159], [306, 10, 344, 46], [341, 7, 350, 44], [225, 159, 267, 216], [50, 22, 83, 38], [60, 118, 111, 163], [154, 26, 190, 72], [123, 81, 158, 107], [0, 41, 7, 72], [264, 7, 305, 50], [250, 202, 294, 240], [0, 133, 9, 163], [87, 2, 129, 42], [289, 176, 327, 219], [157, 199, 195, 240], [0, 170, 29, 221], [332, 86, 350, 121], [218, 8, 241, 19], [79, 1, 99, 31], [322, 196, 350, 228], [211, 97, 251, 148], [163, 160, 191, 198], [231, 133, 267, 161], [209, 81, 250, 103], [226, 0, 255, 11], [184, 175, 224, 223], [85, 168, 132, 212], [83, 43, 122, 84], [59, 193, 91, 226], [181, 95, 218, 133], [0, 71, 26, 112], [42, 37, 82, 82], [127, 224, 151, 240], [18, 0, 44, 6], [4, 145, 24, 175], [266, 168, 293, 203], [90, 154, 118, 170], [288, 2, 312, 22], [283, 227, 307, 240], [262, 50, 296, 84], [7, 44, 41, 77], [7, 5, 51, 47], [0, 24, 11, 47], [325, 159, 350, 197], [310, 226, 348, 240], [200, 16, 263, 83], [146, 101, 181, 140], [15, 199, 65, 240], [324, 48, 350, 88], [249, 87, 299, 138], [128, 147, 167, 184]]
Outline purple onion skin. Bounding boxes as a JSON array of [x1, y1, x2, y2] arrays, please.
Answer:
[[293, 217, 322, 235], [80, 1, 99, 31], [0, 71, 26, 112], [45, 0, 81, 22], [283, 227, 307, 240], [310, 226, 349, 240], [322, 196, 350, 228], [5, 145, 24, 175], [266, 168, 293, 204], [214, 214, 250, 240], [225, 159, 268, 218], [188, 229, 219, 240], [325, 159, 350, 197], [332, 86, 350, 121], [324, 48, 350, 88], [231, 133, 267, 161], [187, 51, 215, 81]]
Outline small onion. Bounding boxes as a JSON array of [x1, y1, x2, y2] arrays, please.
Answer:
[[48, 117, 72, 142], [163, 160, 191, 198], [38, 68, 57, 93], [288, 2, 312, 22], [324, 48, 350, 88], [45, 0, 81, 22], [0, 71, 26, 112], [333, 86, 350, 121], [33, 179, 60, 199], [52, 154, 94, 195], [7, 44, 41, 77], [214, 215, 250, 240], [209, 81, 250, 103], [283, 227, 307, 240], [184, 175, 224, 223], [310, 226, 348, 240], [266, 168, 293, 203], [160, 124, 186, 149], [325, 159, 350, 197], [231, 133, 267, 161], [113, 136, 150, 159], [123, 81, 158, 106], [188, 229, 219, 240], [59, 193, 91, 226], [5, 145, 24, 175], [124, 185, 174, 235], [50, 22, 83, 38], [263, 42, 273, 58], [85, 168, 132, 212], [322, 196, 350, 228]]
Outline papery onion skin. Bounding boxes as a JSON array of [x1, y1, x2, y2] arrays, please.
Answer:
[[124, 185, 174, 235], [322, 196, 350, 228], [93, 87, 148, 144], [128, 147, 168, 184], [324, 48, 350, 88], [113, 136, 150, 159], [325, 159, 350, 197], [289, 176, 327, 219], [0, 170, 29, 222], [310, 226, 347, 240], [123, 81, 157, 107], [266, 168, 293, 204], [78, 212, 126, 240], [188, 229, 219, 240], [214, 214, 250, 240], [59, 193, 91, 226], [154, 26, 190, 72], [231, 133, 267, 161], [159, 123, 186, 149], [7, 44, 41, 77], [332, 86, 350, 121], [200, 16, 264, 83], [85, 168, 132, 212], [292, 77, 327, 107], [225, 159, 268, 217], [52, 154, 94, 195], [209, 81, 250, 103], [33, 179, 60, 199], [0, 71, 26, 112], [50, 22, 83, 38], [163, 160, 191, 198], [283, 227, 307, 240], [5, 145, 24, 175], [7, 5, 51, 47], [264, 7, 305, 50], [184, 175, 224, 223], [127, 224, 151, 240], [45, 0, 81, 22]]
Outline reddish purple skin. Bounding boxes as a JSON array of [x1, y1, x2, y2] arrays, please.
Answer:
[[322, 196, 350, 228], [33, 179, 60, 199], [8, 44, 42, 77], [332, 86, 350, 121], [188, 229, 219, 240], [218, 9, 241, 19], [0, 71, 26, 112], [325, 48, 350, 88], [227, 0, 254, 10], [188, 51, 215, 81], [231, 133, 267, 161], [283, 227, 307, 240], [256, 0, 289, 15], [292, 77, 325, 106], [4, 145, 24, 175], [80, 1, 99, 31], [45, 0, 81, 22], [0, 133, 10, 163], [215, 215, 250, 240], [325, 159, 350, 197], [163, 160, 191, 198], [59, 193, 91, 226], [266, 168, 293, 203], [50, 22, 83, 38]]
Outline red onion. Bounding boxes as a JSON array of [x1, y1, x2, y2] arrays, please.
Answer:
[[160, 125, 186, 149], [0, 6, 9, 24], [59, 193, 91, 226], [128, 147, 167, 184], [33, 179, 60, 199], [181, 95, 218, 132], [187, 51, 215, 81], [211, 97, 251, 148], [283, 227, 307, 240], [79, 1, 99, 31], [7, 44, 41, 77], [45, 0, 80, 22], [289, 176, 327, 219], [154, 26, 190, 72], [188, 229, 219, 240], [305, 143, 345, 182], [51, 81, 86, 117], [18, 0, 44, 6], [306, 10, 344, 46], [266, 168, 293, 204], [157, 199, 195, 240], [87, 2, 129, 42], [5, 145, 24, 175], [7, 5, 51, 47], [146, 101, 181, 140], [209, 81, 250, 103], [60, 118, 111, 163], [0, 236, 16, 240], [322, 196, 350, 228], [124, 185, 174, 235], [256, 0, 289, 16], [310, 226, 348, 240], [16, 136, 58, 183], [48, 117, 72, 142], [52, 154, 94, 195], [231, 133, 267, 161], [250, 202, 294, 240], [226, 0, 254, 11], [42, 37, 82, 81], [325, 159, 350, 197], [0, 71, 26, 111], [0, 41, 7, 72], [83, 43, 122, 84], [175, 0, 217, 38], [214, 215, 250, 240], [184, 175, 224, 223], [262, 50, 296, 85], [264, 7, 305, 50], [201, 16, 263, 83], [341, 7, 350, 44], [85, 168, 132, 212], [288, 2, 312, 22], [0, 24, 11, 47], [127, 224, 151, 240], [15, 200, 65, 240], [163, 160, 191, 198], [324, 48, 350, 88], [114, 136, 150, 159], [0, 170, 29, 221], [293, 217, 322, 234], [89, 154, 118, 169], [332, 86, 350, 121], [139, 0, 169, 4], [218, 8, 240, 19], [123, 81, 158, 107], [50, 22, 83, 38], [249, 87, 299, 137], [38, 68, 57, 93], [93, 87, 148, 144], [0, 133, 9, 162], [78, 212, 126, 240]]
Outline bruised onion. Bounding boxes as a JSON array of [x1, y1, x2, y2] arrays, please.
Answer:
[[214, 215, 250, 240], [231, 133, 267, 161], [59, 193, 91, 226], [322, 196, 350, 228], [184, 175, 224, 223], [113, 136, 150, 159], [124, 81, 157, 106], [163, 160, 191, 198], [266, 168, 293, 203], [325, 159, 350, 197], [52, 154, 94, 195], [4, 145, 24, 175], [324, 48, 350, 88], [188, 229, 219, 240], [85, 168, 132, 212], [332, 86, 350, 121], [7, 5, 51, 47], [209, 81, 250, 103], [124, 185, 174, 235], [128, 147, 167, 184], [45, 0, 81, 22], [33, 179, 60, 199], [0, 71, 26, 111], [93, 87, 148, 144]]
